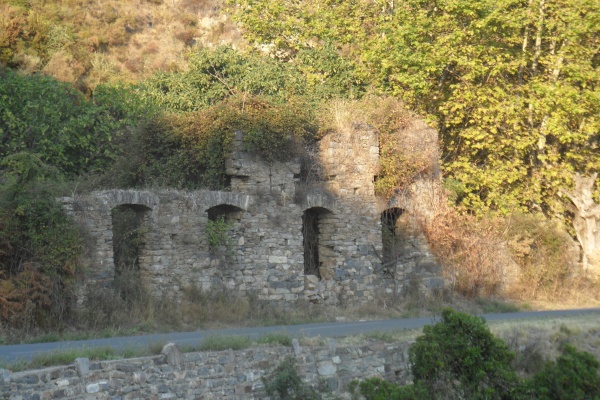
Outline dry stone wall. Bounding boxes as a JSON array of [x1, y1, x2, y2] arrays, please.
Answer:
[[1, 340, 413, 399], [62, 126, 443, 305]]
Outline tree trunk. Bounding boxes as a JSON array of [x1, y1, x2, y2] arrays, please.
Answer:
[[562, 173, 600, 276]]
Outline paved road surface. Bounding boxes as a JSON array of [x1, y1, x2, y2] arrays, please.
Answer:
[[2, 307, 599, 363]]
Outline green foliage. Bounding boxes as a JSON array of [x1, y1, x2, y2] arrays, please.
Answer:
[[409, 309, 517, 399], [95, 117, 210, 189], [0, 68, 149, 177], [262, 357, 320, 400], [292, 43, 367, 100], [230, 0, 600, 218], [349, 377, 428, 400], [521, 344, 600, 400], [0, 152, 83, 330], [139, 45, 365, 113], [256, 332, 293, 347], [351, 310, 600, 400], [139, 46, 301, 112], [205, 216, 233, 250]]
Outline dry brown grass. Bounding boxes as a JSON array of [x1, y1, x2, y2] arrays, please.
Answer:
[[493, 315, 600, 376], [420, 200, 600, 308], [3, 0, 244, 89]]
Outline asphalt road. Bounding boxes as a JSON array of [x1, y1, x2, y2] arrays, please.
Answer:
[[2, 307, 599, 363]]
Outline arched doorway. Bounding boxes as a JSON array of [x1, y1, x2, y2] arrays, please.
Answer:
[[111, 204, 151, 298], [302, 207, 333, 279], [380, 207, 406, 276]]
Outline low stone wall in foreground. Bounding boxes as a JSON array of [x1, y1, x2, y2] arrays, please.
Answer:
[[2, 340, 413, 399]]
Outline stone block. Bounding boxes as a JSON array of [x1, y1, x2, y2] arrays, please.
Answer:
[[75, 357, 89, 377], [85, 380, 109, 394], [268, 255, 287, 264], [317, 362, 337, 376]]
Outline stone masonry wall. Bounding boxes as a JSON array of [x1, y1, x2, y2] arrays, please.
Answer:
[[1, 340, 413, 399], [62, 125, 443, 305]]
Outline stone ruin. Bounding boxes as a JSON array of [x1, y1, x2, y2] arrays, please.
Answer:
[[61, 124, 444, 305]]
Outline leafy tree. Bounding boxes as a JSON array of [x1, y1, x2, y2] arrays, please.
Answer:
[[366, 0, 600, 215], [138, 46, 304, 112], [230, 0, 600, 218], [0, 68, 150, 177]]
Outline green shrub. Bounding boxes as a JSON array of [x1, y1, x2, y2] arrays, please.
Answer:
[[262, 357, 319, 400], [0, 152, 83, 331], [410, 309, 517, 399], [0, 69, 148, 177], [205, 216, 233, 250], [521, 344, 600, 400], [138, 46, 305, 112], [349, 377, 428, 400], [138, 45, 365, 113]]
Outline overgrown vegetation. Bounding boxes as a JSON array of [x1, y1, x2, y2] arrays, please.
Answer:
[[262, 357, 321, 400], [350, 309, 600, 400], [0, 153, 83, 334], [205, 216, 233, 250], [230, 0, 600, 217], [1, 0, 599, 339]]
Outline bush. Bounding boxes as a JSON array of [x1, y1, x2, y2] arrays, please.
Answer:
[[351, 310, 600, 400], [138, 46, 305, 112], [0, 68, 148, 177], [410, 309, 518, 399], [349, 377, 429, 400], [424, 210, 511, 297], [521, 344, 600, 400], [0, 153, 83, 332], [262, 357, 320, 400], [504, 213, 576, 298]]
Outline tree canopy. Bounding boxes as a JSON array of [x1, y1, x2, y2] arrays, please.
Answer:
[[229, 0, 600, 216]]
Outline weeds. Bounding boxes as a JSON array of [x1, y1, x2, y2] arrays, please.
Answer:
[[1, 347, 119, 372], [262, 357, 320, 400], [256, 332, 293, 347], [197, 335, 252, 351]]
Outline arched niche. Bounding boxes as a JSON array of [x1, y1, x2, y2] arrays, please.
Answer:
[[380, 207, 407, 275], [302, 206, 334, 279], [205, 204, 244, 256], [111, 204, 152, 297], [206, 204, 243, 221]]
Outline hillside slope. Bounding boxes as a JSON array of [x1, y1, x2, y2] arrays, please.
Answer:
[[0, 0, 241, 89]]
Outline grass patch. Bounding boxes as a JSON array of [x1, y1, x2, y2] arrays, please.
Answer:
[[256, 332, 293, 347], [475, 297, 521, 313], [2, 347, 118, 372], [197, 335, 253, 351], [338, 329, 423, 346]]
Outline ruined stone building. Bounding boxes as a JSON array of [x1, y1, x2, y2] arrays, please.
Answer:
[[61, 122, 444, 305]]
